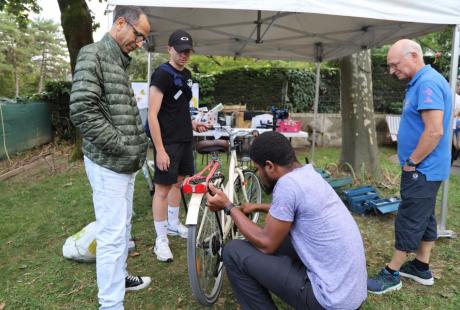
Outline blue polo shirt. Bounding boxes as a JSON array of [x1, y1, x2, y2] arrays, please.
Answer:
[[397, 65, 452, 181]]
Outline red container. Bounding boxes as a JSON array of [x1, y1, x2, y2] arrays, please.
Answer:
[[277, 119, 301, 132]]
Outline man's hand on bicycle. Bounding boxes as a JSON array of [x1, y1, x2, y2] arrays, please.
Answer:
[[206, 183, 231, 212]]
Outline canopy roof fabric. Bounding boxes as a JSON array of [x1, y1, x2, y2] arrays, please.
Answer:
[[108, 0, 460, 61]]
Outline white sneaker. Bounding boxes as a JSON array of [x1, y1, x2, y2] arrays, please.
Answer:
[[167, 222, 188, 239], [128, 240, 136, 253], [153, 237, 173, 262]]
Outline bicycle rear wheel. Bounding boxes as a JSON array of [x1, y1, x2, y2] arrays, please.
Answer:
[[187, 196, 224, 306]]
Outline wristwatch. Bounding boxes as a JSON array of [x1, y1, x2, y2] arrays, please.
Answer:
[[224, 202, 236, 215], [405, 158, 418, 167]]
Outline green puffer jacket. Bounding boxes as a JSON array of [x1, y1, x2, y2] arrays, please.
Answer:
[[70, 33, 148, 173]]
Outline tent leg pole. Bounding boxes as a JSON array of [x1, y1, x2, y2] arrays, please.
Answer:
[[147, 52, 152, 85], [310, 62, 321, 164], [147, 52, 152, 100], [438, 24, 459, 239]]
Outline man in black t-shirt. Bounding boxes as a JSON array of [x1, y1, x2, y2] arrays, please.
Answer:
[[147, 30, 208, 262]]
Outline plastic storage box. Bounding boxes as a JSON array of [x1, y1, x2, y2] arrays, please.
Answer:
[[277, 119, 301, 132]]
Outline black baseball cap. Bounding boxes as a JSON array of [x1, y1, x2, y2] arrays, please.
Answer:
[[168, 30, 194, 52]]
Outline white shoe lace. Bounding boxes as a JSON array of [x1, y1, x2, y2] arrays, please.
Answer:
[[126, 274, 140, 283]]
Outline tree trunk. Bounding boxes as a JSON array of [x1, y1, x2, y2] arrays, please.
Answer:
[[57, 0, 94, 159], [340, 49, 380, 179], [38, 48, 46, 93], [12, 48, 19, 97], [57, 0, 94, 73]]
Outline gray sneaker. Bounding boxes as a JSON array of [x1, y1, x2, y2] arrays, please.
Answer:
[[367, 268, 402, 295], [400, 261, 434, 286]]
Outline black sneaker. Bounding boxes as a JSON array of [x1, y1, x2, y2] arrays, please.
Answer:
[[400, 261, 434, 286], [125, 274, 151, 292]]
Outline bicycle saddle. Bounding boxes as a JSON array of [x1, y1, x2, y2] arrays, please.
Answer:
[[196, 139, 229, 154]]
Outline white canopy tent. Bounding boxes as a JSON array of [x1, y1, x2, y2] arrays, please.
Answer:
[[106, 0, 460, 237], [106, 0, 459, 61]]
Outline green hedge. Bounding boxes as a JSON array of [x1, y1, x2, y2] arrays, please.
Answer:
[[197, 55, 443, 114], [195, 67, 341, 112]]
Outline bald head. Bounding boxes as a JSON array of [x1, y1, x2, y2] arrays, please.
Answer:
[[389, 39, 424, 62], [387, 39, 425, 80]]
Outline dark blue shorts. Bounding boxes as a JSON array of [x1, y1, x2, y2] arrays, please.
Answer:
[[395, 170, 441, 252], [153, 142, 194, 185]]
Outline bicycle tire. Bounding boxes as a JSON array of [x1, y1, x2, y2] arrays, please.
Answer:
[[232, 170, 262, 240], [187, 195, 224, 306]]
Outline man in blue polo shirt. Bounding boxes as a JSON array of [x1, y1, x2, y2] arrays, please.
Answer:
[[368, 39, 452, 294]]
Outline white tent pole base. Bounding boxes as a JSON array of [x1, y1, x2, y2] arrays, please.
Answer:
[[437, 227, 457, 239]]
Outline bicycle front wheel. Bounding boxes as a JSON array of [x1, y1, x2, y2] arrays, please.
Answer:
[[232, 170, 262, 240], [187, 196, 224, 306]]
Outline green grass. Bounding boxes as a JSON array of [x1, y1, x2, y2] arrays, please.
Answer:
[[0, 146, 459, 309]]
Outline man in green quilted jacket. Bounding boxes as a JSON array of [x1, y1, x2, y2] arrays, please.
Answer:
[[69, 6, 151, 309]]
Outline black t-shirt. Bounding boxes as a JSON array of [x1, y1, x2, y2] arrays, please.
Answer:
[[150, 63, 193, 144]]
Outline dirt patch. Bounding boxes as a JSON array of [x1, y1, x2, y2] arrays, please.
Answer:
[[0, 142, 82, 182]]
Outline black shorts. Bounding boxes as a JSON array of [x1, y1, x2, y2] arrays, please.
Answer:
[[395, 170, 441, 252], [153, 142, 194, 185]]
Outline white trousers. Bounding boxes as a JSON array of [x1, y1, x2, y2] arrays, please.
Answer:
[[84, 156, 136, 310]]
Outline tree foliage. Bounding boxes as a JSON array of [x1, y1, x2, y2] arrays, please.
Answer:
[[0, 12, 35, 97], [30, 18, 69, 92], [373, 28, 454, 77], [0, 0, 40, 27], [127, 50, 169, 82], [1, 0, 97, 74], [0, 12, 69, 97], [189, 54, 315, 74], [417, 28, 453, 78]]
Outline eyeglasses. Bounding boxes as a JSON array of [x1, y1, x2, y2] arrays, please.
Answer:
[[125, 19, 146, 44], [387, 61, 401, 71]]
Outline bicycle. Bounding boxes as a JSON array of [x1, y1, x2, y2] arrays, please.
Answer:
[[181, 125, 262, 306], [141, 139, 155, 196]]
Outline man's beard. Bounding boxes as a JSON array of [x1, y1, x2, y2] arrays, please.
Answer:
[[261, 177, 276, 195]]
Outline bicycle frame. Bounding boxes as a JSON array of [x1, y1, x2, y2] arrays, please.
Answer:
[[185, 127, 262, 306], [184, 127, 253, 242]]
